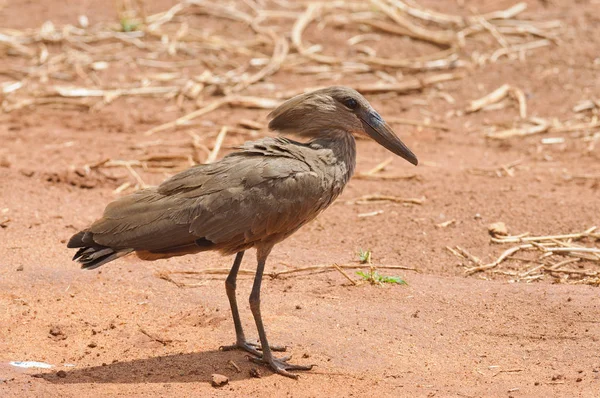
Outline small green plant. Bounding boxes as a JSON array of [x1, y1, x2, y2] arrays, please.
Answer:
[[356, 269, 407, 285], [356, 249, 406, 285], [358, 248, 372, 264]]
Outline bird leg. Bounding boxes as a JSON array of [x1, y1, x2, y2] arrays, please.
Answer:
[[248, 246, 314, 379], [220, 251, 286, 356]]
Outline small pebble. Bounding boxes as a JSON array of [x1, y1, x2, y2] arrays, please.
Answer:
[[249, 368, 261, 378], [211, 373, 228, 387]]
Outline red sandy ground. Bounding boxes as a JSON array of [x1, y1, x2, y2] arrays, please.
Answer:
[[1, 0, 599, 397]]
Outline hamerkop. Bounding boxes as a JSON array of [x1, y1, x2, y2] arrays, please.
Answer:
[[68, 86, 418, 378]]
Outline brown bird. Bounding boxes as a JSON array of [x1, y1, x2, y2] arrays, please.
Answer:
[[68, 86, 417, 378]]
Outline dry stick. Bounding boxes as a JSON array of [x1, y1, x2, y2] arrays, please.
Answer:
[[455, 246, 483, 266], [436, 219, 456, 228], [567, 174, 600, 181], [358, 210, 384, 218], [231, 26, 288, 92], [357, 48, 461, 70], [347, 194, 425, 205], [205, 126, 228, 163], [272, 263, 420, 276], [292, 3, 338, 64], [485, 119, 550, 140], [292, 3, 460, 71], [551, 120, 600, 134], [333, 264, 358, 286], [490, 39, 551, 62], [464, 245, 528, 275], [446, 246, 464, 258], [510, 87, 527, 119], [228, 360, 241, 373], [124, 162, 148, 188], [469, 159, 523, 177], [519, 264, 545, 277], [143, 95, 282, 136], [387, 0, 465, 27], [54, 84, 177, 100], [476, 16, 510, 48], [549, 238, 600, 261], [361, 157, 393, 176], [466, 84, 510, 113], [491, 227, 597, 244], [546, 258, 581, 271], [144, 97, 227, 136], [277, 72, 464, 100], [354, 173, 419, 181], [354, 77, 460, 93], [369, 0, 456, 46], [388, 0, 527, 28], [161, 263, 418, 281], [138, 325, 172, 346], [544, 247, 600, 254], [545, 268, 598, 277], [387, 117, 450, 131]]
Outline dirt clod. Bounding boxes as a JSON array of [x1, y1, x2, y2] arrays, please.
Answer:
[[249, 368, 261, 378], [211, 373, 229, 387]]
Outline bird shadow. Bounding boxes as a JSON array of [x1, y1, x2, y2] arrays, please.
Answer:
[[37, 350, 271, 384]]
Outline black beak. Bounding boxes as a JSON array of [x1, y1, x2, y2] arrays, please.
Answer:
[[360, 111, 418, 166]]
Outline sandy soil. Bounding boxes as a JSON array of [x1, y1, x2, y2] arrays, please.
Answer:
[[1, 0, 599, 397]]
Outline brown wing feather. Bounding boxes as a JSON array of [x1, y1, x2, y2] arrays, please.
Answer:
[[80, 137, 342, 257]]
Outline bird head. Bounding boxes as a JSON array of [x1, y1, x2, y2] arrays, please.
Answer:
[[268, 86, 418, 166]]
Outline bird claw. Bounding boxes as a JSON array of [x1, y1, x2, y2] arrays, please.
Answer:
[[250, 354, 314, 379], [247, 340, 288, 352], [220, 340, 287, 356]]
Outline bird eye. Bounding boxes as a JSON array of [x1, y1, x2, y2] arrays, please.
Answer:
[[343, 98, 358, 110]]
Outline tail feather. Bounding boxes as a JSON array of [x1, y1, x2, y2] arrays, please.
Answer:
[[68, 230, 133, 270]]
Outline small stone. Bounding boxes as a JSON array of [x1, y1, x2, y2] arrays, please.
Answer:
[[295, 305, 302, 310], [249, 368, 261, 378], [211, 373, 228, 387], [302, 353, 310, 359], [88, 342, 97, 348], [488, 222, 508, 237], [576, 378, 582, 382], [56, 370, 67, 378]]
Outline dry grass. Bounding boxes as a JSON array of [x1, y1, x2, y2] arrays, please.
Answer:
[[0, 1, 564, 191], [1, 0, 560, 113], [447, 227, 600, 285]]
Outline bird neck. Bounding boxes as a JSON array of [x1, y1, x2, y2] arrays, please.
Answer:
[[309, 129, 356, 181]]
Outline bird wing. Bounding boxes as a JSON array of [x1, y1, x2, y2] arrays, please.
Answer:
[[88, 138, 336, 252], [166, 138, 335, 246]]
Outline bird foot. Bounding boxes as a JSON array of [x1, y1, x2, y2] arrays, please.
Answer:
[[220, 340, 287, 356], [250, 354, 314, 379]]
